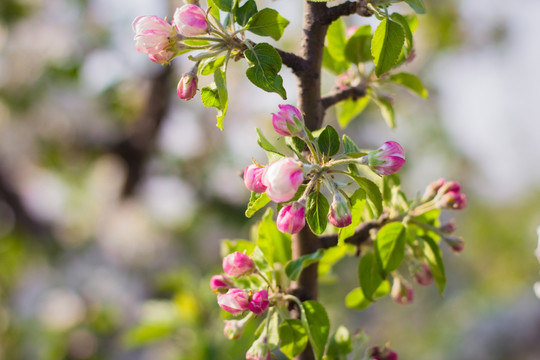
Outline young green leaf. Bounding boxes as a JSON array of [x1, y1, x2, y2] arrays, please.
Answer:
[[405, 0, 426, 14], [235, 0, 257, 26], [371, 18, 405, 77], [267, 311, 280, 350], [245, 43, 287, 99], [325, 18, 348, 66], [285, 249, 325, 281], [306, 191, 330, 235], [318, 245, 350, 278], [245, 192, 271, 218], [200, 55, 226, 76], [375, 222, 406, 276], [206, 0, 220, 19], [337, 189, 366, 245], [303, 300, 330, 360], [373, 96, 395, 128], [279, 319, 309, 359], [345, 25, 372, 64], [342, 134, 360, 154], [389, 72, 428, 98], [200, 84, 220, 109], [345, 288, 371, 310], [212, 0, 233, 12], [256, 128, 285, 162], [214, 68, 228, 129], [246, 8, 289, 41], [336, 96, 370, 128], [326, 326, 353, 359], [317, 125, 340, 158], [420, 235, 446, 295], [390, 13, 413, 60], [285, 136, 306, 156], [358, 251, 384, 301], [322, 47, 349, 75], [351, 176, 383, 218], [256, 208, 292, 265]]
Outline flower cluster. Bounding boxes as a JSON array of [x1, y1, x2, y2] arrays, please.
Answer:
[[211, 252, 270, 317], [244, 104, 406, 235], [133, 3, 244, 101]]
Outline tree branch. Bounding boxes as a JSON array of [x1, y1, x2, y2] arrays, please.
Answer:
[[318, 218, 388, 250], [321, 84, 367, 110], [275, 48, 308, 76], [325, 0, 373, 24]]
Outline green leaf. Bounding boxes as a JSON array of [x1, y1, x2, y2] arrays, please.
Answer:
[[326, 18, 347, 63], [318, 245, 350, 278], [375, 222, 406, 276], [345, 25, 372, 64], [326, 326, 352, 359], [322, 47, 348, 75], [221, 239, 255, 258], [342, 135, 360, 154], [256, 128, 284, 162], [405, 0, 426, 14], [336, 97, 370, 128], [337, 189, 366, 245], [279, 319, 308, 359], [421, 235, 446, 295], [200, 84, 220, 109], [346, 280, 391, 310], [246, 8, 289, 41], [306, 191, 330, 235], [268, 311, 280, 350], [285, 249, 324, 281], [286, 136, 306, 156], [200, 55, 226, 76], [373, 96, 395, 128], [245, 43, 287, 99], [245, 192, 271, 218], [235, 0, 257, 26], [213, 0, 233, 12], [214, 68, 228, 129], [390, 13, 413, 60], [256, 208, 292, 265], [371, 18, 405, 77], [389, 72, 428, 98], [317, 125, 340, 158], [206, 0, 220, 19], [358, 251, 384, 301], [351, 176, 383, 218], [382, 173, 400, 204], [124, 322, 176, 347], [303, 300, 330, 360]]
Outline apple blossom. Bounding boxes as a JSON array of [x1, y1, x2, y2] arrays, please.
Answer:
[[173, 4, 208, 37], [210, 275, 232, 293], [248, 290, 269, 316], [244, 164, 267, 193], [271, 104, 304, 137], [367, 141, 406, 176], [132, 15, 179, 65], [262, 158, 304, 203], [276, 202, 306, 235], [217, 288, 250, 315], [328, 194, 352, 228], [222, 252, 255, 277], [177, 71, 198, 100]]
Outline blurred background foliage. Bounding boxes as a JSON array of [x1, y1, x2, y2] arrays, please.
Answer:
[[0, 0, 539, 359]]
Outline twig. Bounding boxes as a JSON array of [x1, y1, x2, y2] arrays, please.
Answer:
[[325, 1, 373, 24], [275, 48, 308, 76], [321, 85, 367, 110]]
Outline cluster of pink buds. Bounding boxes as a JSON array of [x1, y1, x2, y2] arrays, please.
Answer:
[[369, 346, 399, 360], [422, 178, 467, 210], [211, 252, 270, 318]]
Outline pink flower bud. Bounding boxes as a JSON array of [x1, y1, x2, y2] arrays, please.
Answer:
[[440, 181, 461, 195], [271, 104, 305, 137], [222, 252, 255, 277], [438, 191, 467, 210], [367, 141, 406, 176], [413, 263, 433, 286], [421, 178, 446, 201], [439, 221, 456, 234], [177, 72, 198, 100], [370, 346, 399, 360], [246, 338, 271, 360], [262, 158, 304, 203], [276, 202, 306, 235], [391, 278, 413, 305], [244, 164, 267, 193], [442, 235, 465, 253], [248, 290, 269, 316], [217, 288, 250, 315], [173, 4, 208, 37], [328, 195, 352, 228], [210, 275, 232, 293], [132, 15, 178, 64], [224, 318, 248, 340]]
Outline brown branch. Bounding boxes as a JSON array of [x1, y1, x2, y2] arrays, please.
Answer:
[[325, 0, 373, 24], [275, 48, 308, 76], [321, 84, 367, 110], [112, 66, 172, 197], [319, 218, 388, 249]]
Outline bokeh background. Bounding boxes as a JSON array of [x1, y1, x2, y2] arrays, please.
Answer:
[[1, 0, 539, 359]]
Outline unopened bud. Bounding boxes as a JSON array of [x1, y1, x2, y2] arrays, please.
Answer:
[[328, 194, 352, 228], [421, 178, 445, 201], [177, 71, 198, 100], [222, 252, 255, 277], [276, 202, 306, 235], [413, 263, 433, 286], [217, 288, 250, 315], [262, 158, 304, 203], [442, 235, 465, 253], [391, 277, 413, 305], [224, 315, 250, 340], [439, 221, 456, 234], [367, 141, 406, 176], [244, 164, 267, 193], [369, 346, 398, 360], [271, 104, 305, 137], [173, 4, 208, 37], [248, 290, 269, 316], [438, 191, 467, 210], [246, 337, 271, 360], [210, 274, 232, 293]]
